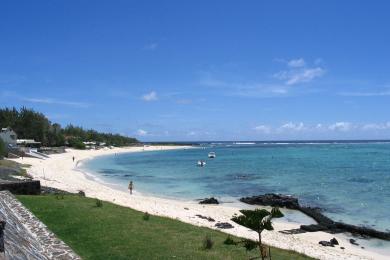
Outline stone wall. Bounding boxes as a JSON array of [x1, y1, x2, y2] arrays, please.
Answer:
[[0, 191, 80, 260], [0, 180, 41, 195]]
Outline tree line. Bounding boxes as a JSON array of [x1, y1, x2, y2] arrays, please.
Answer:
[[0, 107, 139, 148]]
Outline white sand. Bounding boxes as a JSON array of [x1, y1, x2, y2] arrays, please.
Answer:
[[10, 146, 389, 260]]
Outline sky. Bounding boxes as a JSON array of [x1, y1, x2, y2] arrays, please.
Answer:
[[1, 1, 390, 141]]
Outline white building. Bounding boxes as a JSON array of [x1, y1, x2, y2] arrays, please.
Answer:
[[0, 127, 17, 147]]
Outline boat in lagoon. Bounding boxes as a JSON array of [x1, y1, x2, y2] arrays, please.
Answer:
[[208, 152, 216, 158], [197, 160, 206, 167]]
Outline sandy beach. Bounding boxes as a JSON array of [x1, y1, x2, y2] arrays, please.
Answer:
[[10, 146, 389, 260]]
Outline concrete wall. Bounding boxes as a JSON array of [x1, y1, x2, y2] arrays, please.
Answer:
[[0, 191, 80, 260]]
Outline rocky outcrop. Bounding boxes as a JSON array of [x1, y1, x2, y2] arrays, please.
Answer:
[[199, 197, 219, 204], [319, 237, 339, 247], [215, 222, 234, 229], [240, 193, 299, 209], [240, 193, 390, 241]]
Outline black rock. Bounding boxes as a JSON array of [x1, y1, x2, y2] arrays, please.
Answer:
[[239, 193, 390, 241], [349, 239, 359, 246], [330, 237, 339, 245], [215, 222, 234, 229], [319, 240, 334, 247], [240, 193, 299, 209], [196, 214, 215, 222], [300, 224, 327, 232], [340, 247, 345, 250], [199, 197, 219, 204]]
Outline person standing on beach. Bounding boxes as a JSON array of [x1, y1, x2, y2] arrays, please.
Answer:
[[128, 181, 133, 195], [72, 156, 75, 162]]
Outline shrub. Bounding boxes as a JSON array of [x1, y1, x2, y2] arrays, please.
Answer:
[[143, 212, 150, 221], [68, 137, 86, 150], [243, 239, 257, 251], [202, 235, 214, 250], [78, 190, 86, 197], [271, 207, 284, 218], [95, 199, 103, 207], [223, 235, 237, 245], [55, 193, 64, 200]]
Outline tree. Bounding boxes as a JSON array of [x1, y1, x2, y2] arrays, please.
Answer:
[[0, 107, 139, 148], [232, 207, 284, 260]]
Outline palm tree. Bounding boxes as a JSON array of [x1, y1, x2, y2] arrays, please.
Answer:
[[232, 207, 283, 260]]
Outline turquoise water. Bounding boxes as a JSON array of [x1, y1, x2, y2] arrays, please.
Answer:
[[82, 142, 390, 232]]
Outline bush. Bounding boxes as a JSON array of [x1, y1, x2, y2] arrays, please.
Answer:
[[202, 235, 214, 250], [68, 137, 86, 150], [143, 212, 150, 221], [95, 199, 103, 207], [0, 139, 6, 158], [271, 207, 284, 218], [223, 235, 237, 245], [243, 239, 257, 251], [78, 190, 86, 197], [55, 193, 64, 200]]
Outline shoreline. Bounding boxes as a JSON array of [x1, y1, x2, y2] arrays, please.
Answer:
[[9, 146, 390, 260]]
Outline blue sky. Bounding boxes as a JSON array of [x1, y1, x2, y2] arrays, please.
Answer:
[[1, 1, 390, 141]]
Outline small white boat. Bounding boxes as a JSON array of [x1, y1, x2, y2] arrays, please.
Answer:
[[197, 160, 206, 167], [208, 152, 216, 158]]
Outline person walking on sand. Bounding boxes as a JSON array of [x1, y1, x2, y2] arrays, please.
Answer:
[[72, 156, 75, 162], [128, 181, 133, 195]]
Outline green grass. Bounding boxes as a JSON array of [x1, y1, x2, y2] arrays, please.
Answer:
[[17, 195, 314, 260]]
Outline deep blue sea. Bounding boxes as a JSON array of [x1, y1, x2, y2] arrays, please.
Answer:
[[81, 141, 390, 232]]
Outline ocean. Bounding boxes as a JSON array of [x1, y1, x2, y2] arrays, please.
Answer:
[[81, 141, 390, 232]]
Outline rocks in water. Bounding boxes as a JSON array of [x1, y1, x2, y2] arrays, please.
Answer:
[[215, 222, 234, 229], [199, 197, 219, 204], [330, 237, 339, 245], [319, 240, 334, 247], [195, 214, 215, 222], [340, 247, 345, 250], [240, 193, 390, 241], [349, 239, 359, 246], [240, 193, 299, 209]]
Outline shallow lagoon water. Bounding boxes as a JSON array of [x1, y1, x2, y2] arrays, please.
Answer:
[[82, 142, 390, 232]]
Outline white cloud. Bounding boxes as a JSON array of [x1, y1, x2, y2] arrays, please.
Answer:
[[136, 129, 148, 136], [254, 125, 271, 134], [288, 58, 306, 68], [22, 97, 90, 108], [285, 67, 325, 85], [328, 122, 352, 132], [339, 90, 390, 97], [280, 122, 305, 131], [200, 58, 325, 98], [187, 131, 196, 136], [143, 43, 158, 50], [361, 122, 390, 131], [142, 91, 158, 101], [274, 58, 325, 85]]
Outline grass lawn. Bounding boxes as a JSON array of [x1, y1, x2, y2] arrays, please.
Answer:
[[18, 195, 314, 260]]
